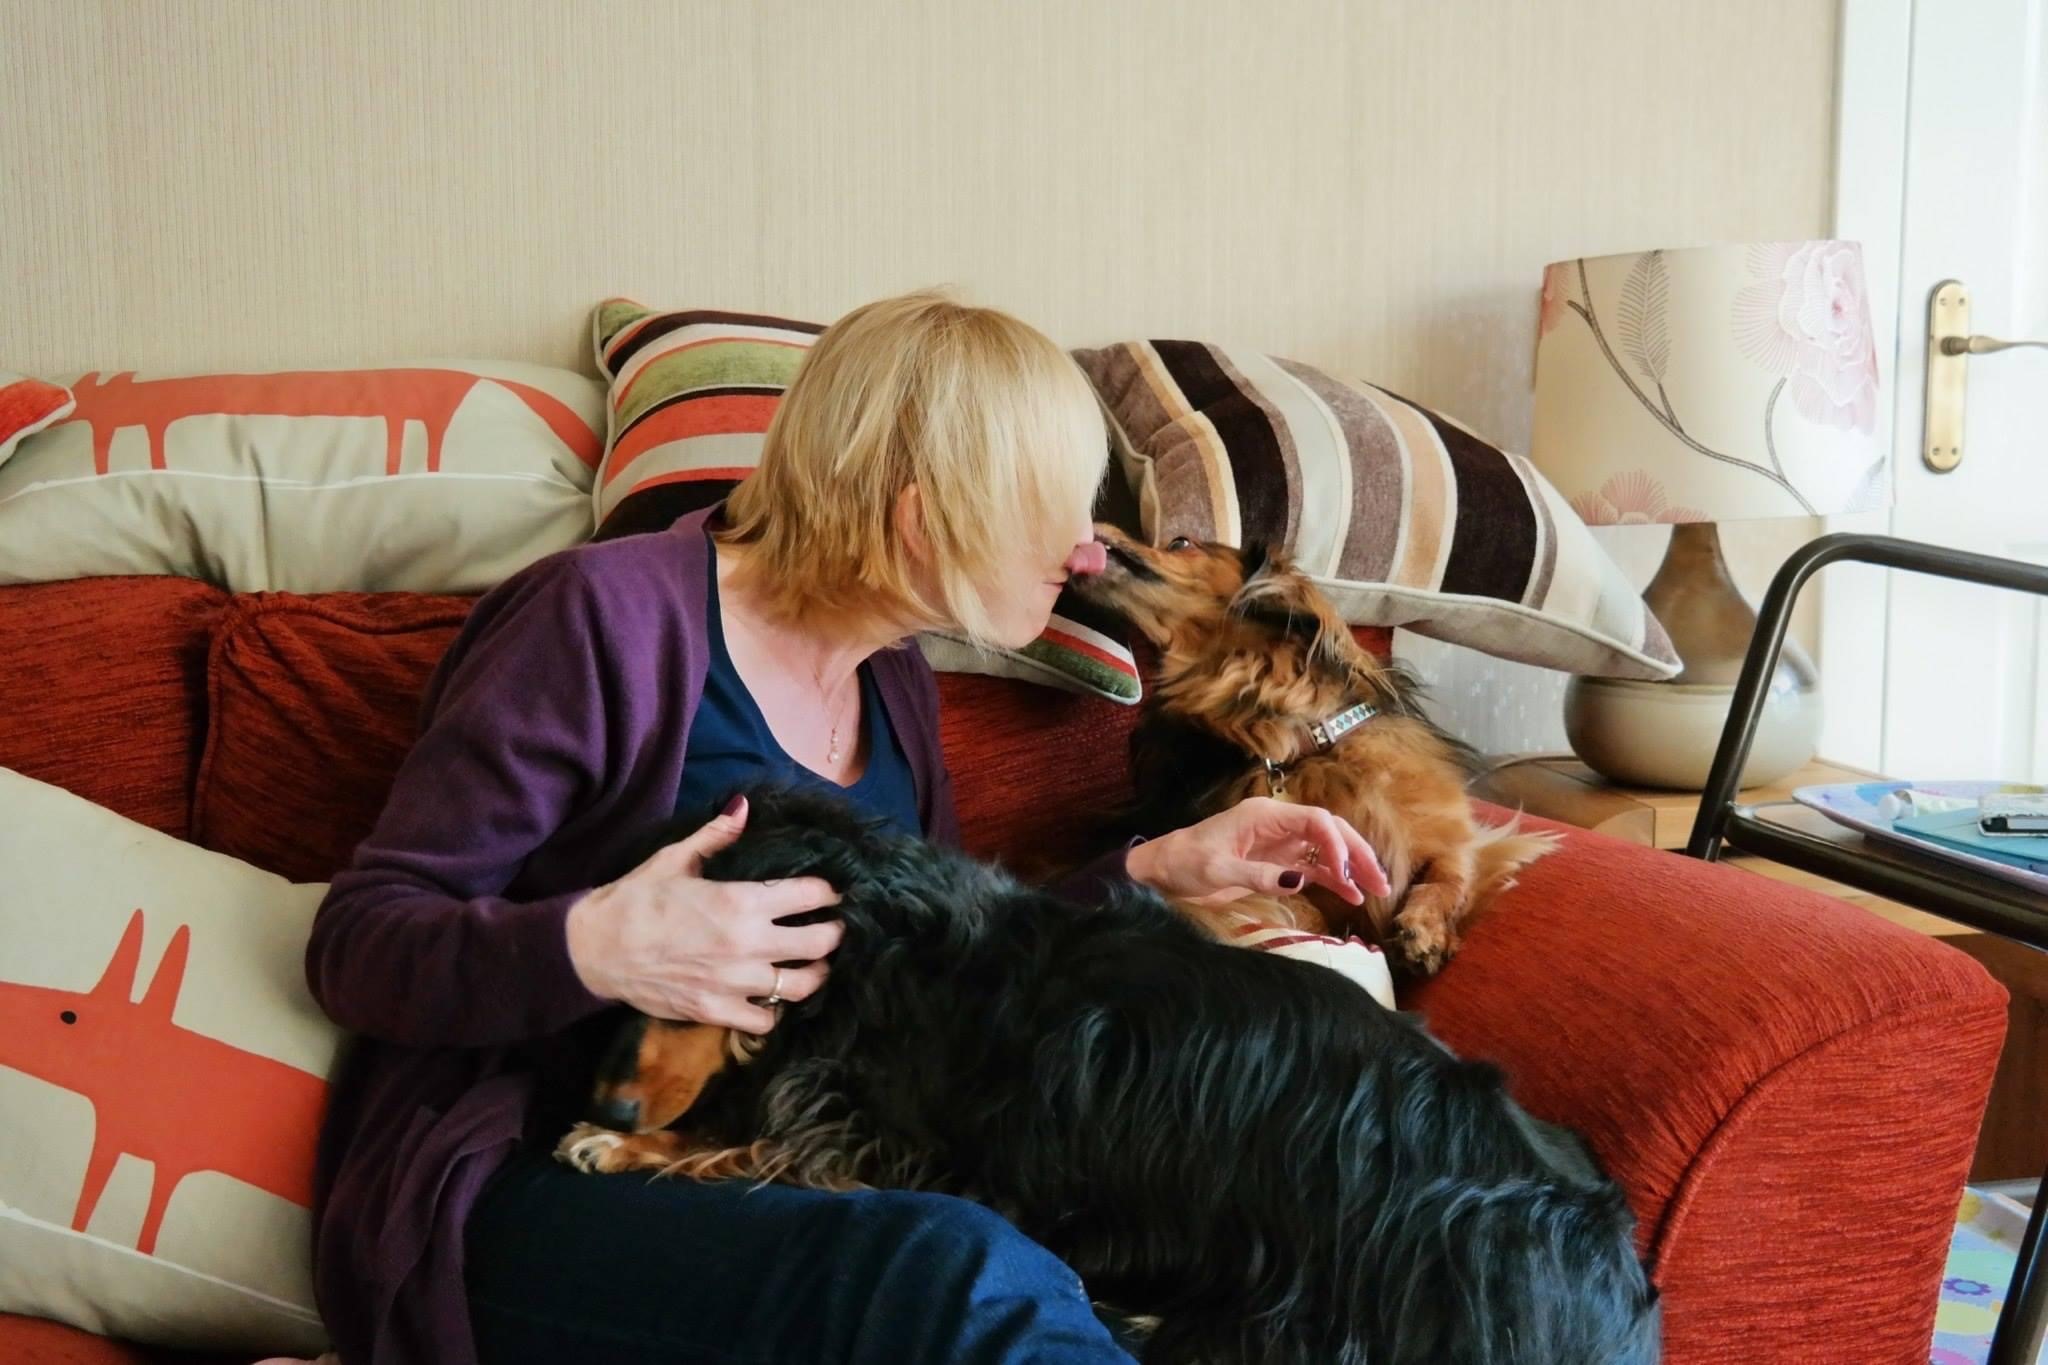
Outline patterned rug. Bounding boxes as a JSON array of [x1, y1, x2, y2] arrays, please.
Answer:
[[1933, 1188, 2035, 1364]]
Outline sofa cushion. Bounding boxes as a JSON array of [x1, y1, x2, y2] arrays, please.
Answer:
[[194, 590, 1394, 886], [191, 587, 1146, 882], [0, 576, 226, 839], [0, 363, 602, 593], [0, 371, 74, 466], [1409, 809, 2007, 1360], [590, 300, 821, 533], [0, 1312, 161, 1364], [193, 592, 473, 882], [1074, 339, 1681, 680], [0, 770, 336, 1357], [938, 671, 1141, 873]]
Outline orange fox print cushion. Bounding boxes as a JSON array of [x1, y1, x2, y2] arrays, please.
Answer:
[[0, 362, 604, 593], [0, 769, 337, 1356]]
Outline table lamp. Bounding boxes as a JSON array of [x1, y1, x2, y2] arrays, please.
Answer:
[[1530, 241, 1887, 789]]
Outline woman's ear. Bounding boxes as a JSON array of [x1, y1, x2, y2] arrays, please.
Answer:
[[893, 483, 931, 564]]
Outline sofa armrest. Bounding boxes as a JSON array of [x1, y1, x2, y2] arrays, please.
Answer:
[[1408, 806, 2009, 1365]]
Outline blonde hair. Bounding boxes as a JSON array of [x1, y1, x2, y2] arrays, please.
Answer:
[[719, 290, 1107, 645]]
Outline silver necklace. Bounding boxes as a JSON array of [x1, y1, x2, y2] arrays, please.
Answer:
[[808, 656, 853, 766], [723, 556, 855, 767]]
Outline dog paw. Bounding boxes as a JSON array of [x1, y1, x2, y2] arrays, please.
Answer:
[[557, 1121, 695, 1176], [1392, 888, 1463, 975], [555, 1122, 631, 1174]]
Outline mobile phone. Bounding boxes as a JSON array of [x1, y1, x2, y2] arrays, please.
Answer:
[[1979, 794, 2048, 836]]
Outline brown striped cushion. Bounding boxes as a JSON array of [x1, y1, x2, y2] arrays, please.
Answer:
[[593, 299, 1142, 703], [1073, 341, 1679, 679]]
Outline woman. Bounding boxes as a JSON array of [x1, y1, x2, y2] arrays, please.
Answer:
[[303, 291, 1387, 1364]]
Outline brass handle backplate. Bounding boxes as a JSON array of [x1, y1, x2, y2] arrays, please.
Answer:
[[1924, 280, 1970, 473], [1924, 278, 2048, 473]]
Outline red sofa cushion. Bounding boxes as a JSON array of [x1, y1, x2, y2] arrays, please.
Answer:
[[0, 577, 226, 839], [193, 597, 1395, 885], [0, 1312, 154, 1364], [938, 672, 1140, 872], [0, 1310, 248, 1363], [192, 592, 473, 882], [1409, 813, 2006, 1360]]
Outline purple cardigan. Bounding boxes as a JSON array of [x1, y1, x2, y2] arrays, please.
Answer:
[[305, 508, 1127, 1364]]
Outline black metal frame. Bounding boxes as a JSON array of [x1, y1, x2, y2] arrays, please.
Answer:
[[1685, 532, 2048, 1365]]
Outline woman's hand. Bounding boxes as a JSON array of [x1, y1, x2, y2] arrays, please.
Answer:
[[564, 796, 842, 1033], [1125, 797, 1391, 906]]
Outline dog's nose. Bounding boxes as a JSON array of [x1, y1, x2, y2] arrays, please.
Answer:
[[586, 1092, 643, 1133]]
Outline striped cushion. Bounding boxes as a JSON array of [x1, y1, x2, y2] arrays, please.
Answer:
[[592, 302, 821, 532], [593, 299, 1140, 703], [1073, 341, 1680, 680]]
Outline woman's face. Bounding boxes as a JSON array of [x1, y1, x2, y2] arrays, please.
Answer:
[[975, 516, 1105, 649], [892, 487, 1103, 649]]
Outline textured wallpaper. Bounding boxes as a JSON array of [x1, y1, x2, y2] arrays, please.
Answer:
[[1, 0, 1838, 755]]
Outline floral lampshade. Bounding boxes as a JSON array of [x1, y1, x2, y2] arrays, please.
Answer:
[[1531, 241, 1888, 525]]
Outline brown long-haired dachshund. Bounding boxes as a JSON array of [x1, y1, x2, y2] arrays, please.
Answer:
[[1071, 526, 1556, 975]]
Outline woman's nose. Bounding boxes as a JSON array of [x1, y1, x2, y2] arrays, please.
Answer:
[[1064, 540, 1107, 577]]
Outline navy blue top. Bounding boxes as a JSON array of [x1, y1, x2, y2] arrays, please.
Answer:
[[677, 536, 922, 836]]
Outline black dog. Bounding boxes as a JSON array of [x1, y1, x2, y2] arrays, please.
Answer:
[[564, 787, 1659, 1365]]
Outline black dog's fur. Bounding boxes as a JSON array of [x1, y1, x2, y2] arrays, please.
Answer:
[[640, 786, 1658, 1365]]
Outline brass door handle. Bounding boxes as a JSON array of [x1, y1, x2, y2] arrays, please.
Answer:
[[1940, 334, 2048, 356], [1922, 279, 2045, 473]]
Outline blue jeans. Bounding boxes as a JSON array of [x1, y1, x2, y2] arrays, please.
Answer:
[[465, 1146, 1139, 1364]]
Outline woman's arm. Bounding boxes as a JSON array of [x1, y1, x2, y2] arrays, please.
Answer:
[[1050, 842, 1140, 904], [306, 558, 618, 1048]]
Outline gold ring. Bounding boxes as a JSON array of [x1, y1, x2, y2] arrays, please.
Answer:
[[1301, 843, 1321, 868]]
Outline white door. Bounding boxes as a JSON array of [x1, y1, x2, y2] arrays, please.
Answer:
[[1826, 0, 2048, 781]]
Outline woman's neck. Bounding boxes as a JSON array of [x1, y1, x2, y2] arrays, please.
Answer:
[[714, 541, 908, 683]]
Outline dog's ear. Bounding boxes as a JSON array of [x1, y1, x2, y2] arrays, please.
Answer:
[[1238, 540, 1274, 584], [1229, 546, 1356, 668]]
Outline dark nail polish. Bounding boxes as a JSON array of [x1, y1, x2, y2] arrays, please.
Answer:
[[1279, 870, 1305, 891], [721, 794, 745, 817]]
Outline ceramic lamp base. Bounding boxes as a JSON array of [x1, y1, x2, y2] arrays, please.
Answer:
[[1564, 670, 1821, 790], [1563, 522, 1822, 791]]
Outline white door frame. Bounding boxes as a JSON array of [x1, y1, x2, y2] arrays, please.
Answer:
[[1818, 0, 1914, 773]]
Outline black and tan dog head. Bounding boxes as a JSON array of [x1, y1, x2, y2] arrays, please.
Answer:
[[580, 786, 1000, 1141], [1072, 524, 1416, 760]]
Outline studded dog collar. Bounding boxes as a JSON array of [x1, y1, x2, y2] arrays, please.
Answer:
[[1261, 702, 1380, 796]]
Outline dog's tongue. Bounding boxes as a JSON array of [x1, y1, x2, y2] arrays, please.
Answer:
[[1064, 540, 1108, 577]]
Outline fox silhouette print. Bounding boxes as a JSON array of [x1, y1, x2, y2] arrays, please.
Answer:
[[61, 368, 602, 475], [0, 908, 327, 1254]]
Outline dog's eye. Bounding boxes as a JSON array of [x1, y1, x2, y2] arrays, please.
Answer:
[[1167, 536, 1193, 552]]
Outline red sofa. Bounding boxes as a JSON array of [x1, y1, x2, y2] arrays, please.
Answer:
[[0, 574, 2010, 1364]]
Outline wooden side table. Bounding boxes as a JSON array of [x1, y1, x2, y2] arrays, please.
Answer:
[[1475, 755, 1966, 938]]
